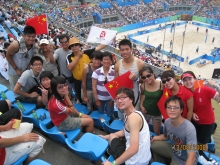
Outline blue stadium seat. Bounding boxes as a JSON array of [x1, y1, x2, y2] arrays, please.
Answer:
[[0, 84, 8, 92], [39, 121, 81, 144], [14, 102, 36, 116], [66, 133, 108, 162], [151, 162, 166, 165], [11, 154, 28, 165], [22, 108, 51, 128], [103, 119, 124, 133], [29, 159, 51, 165], [89, 111, 110, 129], [74, 104, 90, 115], [198, 151, 220, 165]]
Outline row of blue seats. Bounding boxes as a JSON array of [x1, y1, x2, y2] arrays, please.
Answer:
[[0, 24, 8, 40], [4, 22, 18, 39], [0, 84, 217, 164]]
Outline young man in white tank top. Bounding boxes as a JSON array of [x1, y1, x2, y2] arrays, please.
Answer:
[[100, 88, 151, 165], [114, 39, 145, 117]]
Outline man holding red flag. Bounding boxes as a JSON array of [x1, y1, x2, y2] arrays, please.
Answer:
[[6, 26, 38, 90], [115, 39, 146, 110]]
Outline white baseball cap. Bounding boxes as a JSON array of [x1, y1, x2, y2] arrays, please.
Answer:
[[40, 39, 49, 45]]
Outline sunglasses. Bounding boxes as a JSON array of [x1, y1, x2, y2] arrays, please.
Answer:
[[141, 73, 152, 79], [70, 44, 80, 47], [104, 77, 108, 84], [57, 83, 68, 89], [60, 40, 68, 44], [162, 77, 172, 84]]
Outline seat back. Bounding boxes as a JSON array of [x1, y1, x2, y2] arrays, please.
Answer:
[[103, 120, 124, 133], [39, 122, 66, 144], [11, 154, 28, 165], [0, 84, 8, 92], [74, 104, 90, 115], [5, 90, 16, 103]]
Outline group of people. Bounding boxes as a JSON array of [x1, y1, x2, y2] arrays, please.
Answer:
[[0, 21, 219, 164]]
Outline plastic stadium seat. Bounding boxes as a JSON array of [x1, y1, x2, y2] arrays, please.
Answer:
[[14, 102, 36, 115], [5, 90, 16, 103], [11, 154, 28, 165], [151, 162, 166, 165], [22, 108, 51, 128], [71, 91, 76, 98], [0, 84, 8, 92], [29, 159, 51, 165], [103, 119, 124, 133], [89, 111, 110, 129], [39, 121, 81, 144], [74, 104, 90, 115], [66, 133, 108, 162], [101, 155, 114, 162], [198, 151, 220, 165]]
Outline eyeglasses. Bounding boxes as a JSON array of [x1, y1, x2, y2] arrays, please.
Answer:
[[32, 63, 43, 66], [70, 44, 80, 47], [166, 106, 180, 110], [104, 77, 108, 84], [141, 73, 152, 79], [60, 40, 68, 44], [162, 77, 172, 84], [115, 96, 128, 101], [57, 83, 68, 89]]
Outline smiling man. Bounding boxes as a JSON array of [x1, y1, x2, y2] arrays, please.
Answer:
[[100, 88, 151, 165], [151, 96, 198, 165], [6, 26, 38, 90]]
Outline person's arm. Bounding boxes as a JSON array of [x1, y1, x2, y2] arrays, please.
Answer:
[[151, 134, 168, 141], [114, 61, 119, 78], [6, 40, 21, 76], [114, 113, 141, 165], [186, 97, 193, 121], [95, 44, 107, 51], [92, 78, 99, 102], [0, 133, 39, 148], [49, 51, 56, 63], [185, 152, 197, 165], [14, 83, 31, 97], [67, 55, 82, 71], [140, 84, 146, 114], [207, 80, 220, 100], [82, 65, 89, 102]]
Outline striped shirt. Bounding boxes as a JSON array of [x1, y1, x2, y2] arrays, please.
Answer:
[[92, 66, 115, 100]]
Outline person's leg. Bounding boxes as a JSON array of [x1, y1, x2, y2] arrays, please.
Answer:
[[87, 90, 94, 111], [0, 108, 21, 125], [105, 100, 114, 121], [81, 117, 94, 133], [73, 79, 82, 103], [4, 135, 46, 165], [97, 100, 105, 114], [8, 74, 19, 90], [0, 100, 10, 114], [151, 141, 172, 164], [152, 116, 162, 135]]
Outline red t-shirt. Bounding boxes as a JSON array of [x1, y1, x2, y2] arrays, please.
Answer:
[[158, 85, 193, 120], [0, 136, 6, 165], [48, 96, 68, 126], [193, 86, 216, 124]]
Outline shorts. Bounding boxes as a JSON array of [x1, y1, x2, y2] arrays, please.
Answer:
[[109, 138, 126, 162], [16, 96, 38, 104], [144, 114, 162, 123], [193, 121, 215, 144], [0, 100, 21, 125], [57, 115, 81, 131]]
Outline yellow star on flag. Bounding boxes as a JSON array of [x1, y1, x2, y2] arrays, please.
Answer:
[[165, 91, 169, 98], [108, 84, 113, 89], [42, 17, 46, 22]]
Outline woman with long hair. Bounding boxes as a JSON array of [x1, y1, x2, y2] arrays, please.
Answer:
[[38, 71, 54, 106], [48, 76, 94, 133], [140, 66, 163, 135], [181, 71, 220, 154]]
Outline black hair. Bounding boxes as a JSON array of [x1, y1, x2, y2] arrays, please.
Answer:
[[90, 51, 102, 60], [50, 76, 67, 102], [116, 87, 135, 106], [181, 71, 196, 79], [165, 95, 184, 110], [23, 26, 36, 35], [139, 66, 154, 76], [119, 39, 132, 49], [59, 34, 69, 42], [30, 56, 43, 65], [102, 51, 113, 61], [40, 71, 54, 82], [161, 70, 175, 79]]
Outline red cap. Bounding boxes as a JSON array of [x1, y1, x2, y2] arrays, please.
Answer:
[[182, 73, 193, 80]]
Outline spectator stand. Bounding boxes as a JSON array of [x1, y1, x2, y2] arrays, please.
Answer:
[[0, 24, 8, 40]]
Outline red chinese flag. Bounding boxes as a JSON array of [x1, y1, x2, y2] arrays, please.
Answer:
[[157, 88, 171, 120], [26, 14, 48, 35], [194, 80, 204, 89], [104, 71, 133, 99]]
